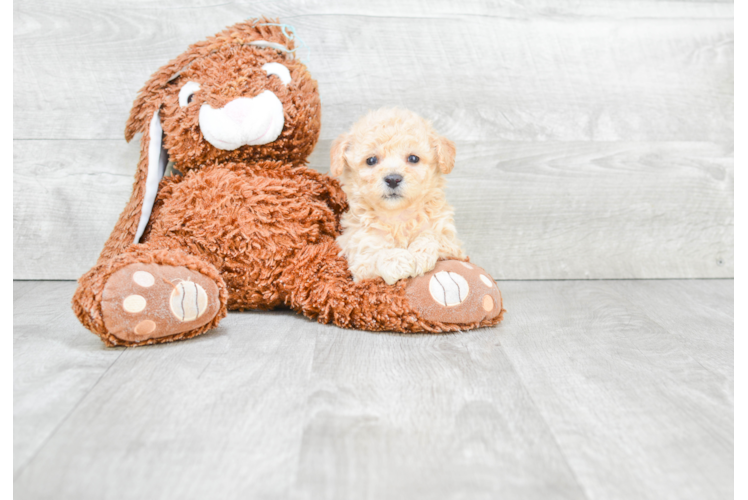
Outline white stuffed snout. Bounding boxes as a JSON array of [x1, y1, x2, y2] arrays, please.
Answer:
[[199, 90, 285, 150]]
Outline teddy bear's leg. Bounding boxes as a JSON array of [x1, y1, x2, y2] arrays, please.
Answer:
[[73, 247, 228, 346], [281, 239, 504, 333]]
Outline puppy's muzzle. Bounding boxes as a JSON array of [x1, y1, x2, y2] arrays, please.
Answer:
[[199, 90, 285, 150]]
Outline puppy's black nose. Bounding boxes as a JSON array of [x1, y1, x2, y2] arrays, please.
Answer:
[[384, 174, 403, 189]]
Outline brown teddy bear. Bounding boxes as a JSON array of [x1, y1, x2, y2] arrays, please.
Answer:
[[72, 18, 504, 347]]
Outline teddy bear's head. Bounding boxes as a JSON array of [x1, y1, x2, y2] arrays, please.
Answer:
[[125, 18, 321, 167]]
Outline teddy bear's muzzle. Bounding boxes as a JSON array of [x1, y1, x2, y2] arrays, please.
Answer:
[[198, 90, 285, 150]]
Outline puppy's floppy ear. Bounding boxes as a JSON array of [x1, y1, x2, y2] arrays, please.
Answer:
[[330, 132, 352, 177], [434, 135, 456, 174]]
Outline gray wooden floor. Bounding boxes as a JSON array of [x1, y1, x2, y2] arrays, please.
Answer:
[[13, 279, 733, 500]]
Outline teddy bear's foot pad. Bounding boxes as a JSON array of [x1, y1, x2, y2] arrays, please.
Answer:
[[101, 263, 221, 342], [405, 260, 503, 325]]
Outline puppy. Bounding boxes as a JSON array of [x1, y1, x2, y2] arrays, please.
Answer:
[[330, 108, 466, 285]]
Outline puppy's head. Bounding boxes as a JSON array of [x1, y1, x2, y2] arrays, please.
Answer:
[[330, 108, 455, 211]]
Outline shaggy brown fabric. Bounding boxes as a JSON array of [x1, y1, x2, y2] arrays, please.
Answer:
[[72, 18, 504, 346]]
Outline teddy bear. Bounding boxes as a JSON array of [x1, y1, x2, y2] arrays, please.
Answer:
[[71, 18, 504, 347]]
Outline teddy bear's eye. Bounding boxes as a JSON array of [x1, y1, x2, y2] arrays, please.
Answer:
[[262, 62, 291, 85], [366, 156, 378, 166], [178, 81, 201, 108], [408, 155, 420, 164]]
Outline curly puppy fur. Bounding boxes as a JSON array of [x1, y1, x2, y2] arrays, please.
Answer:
[[331, 108, 466, 285], [72, 19, 503, 346]]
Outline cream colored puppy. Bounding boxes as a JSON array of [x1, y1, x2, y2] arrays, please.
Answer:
[[330, 108, 466, 285]]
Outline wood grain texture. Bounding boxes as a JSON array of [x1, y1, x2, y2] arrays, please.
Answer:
[[13, 140, 141, 279], [13, 139, 733, 280], [294, 327, 584, 500], [497, 280, 733, 500], [726, 155, 748, 278], [13, 279, 733, 499], [12, 0, 734, 280], [730, 278, 748, 498], [15, 294, 319, 498], [13, 281, 124, 475], [14, 1, 732, 141], [725, 9, 748, 280]]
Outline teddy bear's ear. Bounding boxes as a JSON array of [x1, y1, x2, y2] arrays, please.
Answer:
[[434, 135, 456, 174], [118, 49, 204, 250], [124, 53, 200, 142], [330, 132, 352, 177]]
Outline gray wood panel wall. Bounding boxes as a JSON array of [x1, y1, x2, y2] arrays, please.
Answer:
[[13, 0, 734, 280]]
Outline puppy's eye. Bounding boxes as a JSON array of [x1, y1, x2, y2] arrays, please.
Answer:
[[408, 155, 420, 164], [366, 156, 378, 166], [178, 81, 201, 108]]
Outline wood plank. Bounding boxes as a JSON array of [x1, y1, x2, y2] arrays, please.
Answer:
[[13, 282, 586, 500], [13, 279, 733, 499], [13, 139, 733, 280], [13, 281, 124, 476], [733, 278, 748, 370], [725, 154, 748, 278], [13, 139, 141, 279], [292, 327, 586, 499], [13, 1, 732, 141], [730, 364, 748, 498], [730, 278, 748, 498], [614, 279, 733, 383], [14, 304, 319, 499], [449, 141, 733, 280], [497, 279, 733, 500], [725, 11, 748, 280]]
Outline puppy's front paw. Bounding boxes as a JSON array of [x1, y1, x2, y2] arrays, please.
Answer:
[[413, 252, 438, 277], [376, 249, 417, 285], [409, 240, 439, 276]]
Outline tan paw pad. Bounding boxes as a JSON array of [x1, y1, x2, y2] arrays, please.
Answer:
[[482, 295, 494, 311], [479, 274, 493, 287], [429, 271, 469, 306], [134, 320, 156, 336], [133, 271, 155, 287], [123, 295, 146, 313], [170, 281, 209, 322]]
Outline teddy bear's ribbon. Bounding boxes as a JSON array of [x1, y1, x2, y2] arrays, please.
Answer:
[[255, 22, 310, 64], [167, 23, 311, 83]]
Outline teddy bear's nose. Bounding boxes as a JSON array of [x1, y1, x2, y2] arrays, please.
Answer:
[[384, 174, 403, 188], [199, 90, 285, 150], [223, 98, 254, 124]]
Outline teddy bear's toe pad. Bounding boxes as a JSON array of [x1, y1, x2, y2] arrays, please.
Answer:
[[101, 263, 220, 342], [405, 261, 502, 325]]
